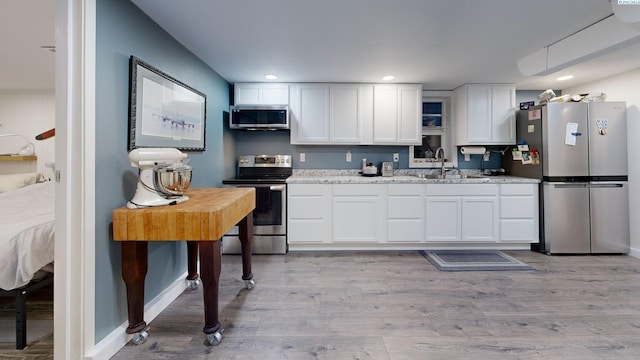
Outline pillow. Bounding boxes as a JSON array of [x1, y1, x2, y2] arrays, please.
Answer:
[[0, 172, 41, 193]]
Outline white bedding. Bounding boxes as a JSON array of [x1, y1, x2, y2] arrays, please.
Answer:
[[0, 181, 55, 291]]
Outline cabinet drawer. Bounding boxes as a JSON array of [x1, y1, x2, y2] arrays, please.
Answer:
[[500, 196, 535, 218], [289, 222, 329, 243], [333, 184, 384, 196], [500, 219, 537, 241], [500, 183, 536, 196], [388, 183, 425, 195], [288, 184, 330, 196], [426, 183, 498, 196]]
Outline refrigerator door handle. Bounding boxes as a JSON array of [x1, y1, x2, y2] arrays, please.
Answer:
[[552, 183, 587, 189], [587, 183, 624, 188]]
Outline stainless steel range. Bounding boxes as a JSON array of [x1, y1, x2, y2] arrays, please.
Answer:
[[221, 155, 292, 254]]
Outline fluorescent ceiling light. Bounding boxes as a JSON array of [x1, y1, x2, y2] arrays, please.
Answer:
[[556, 75, 574, 81], [382, 75, 395, 81], [264, 74, 278, 80]]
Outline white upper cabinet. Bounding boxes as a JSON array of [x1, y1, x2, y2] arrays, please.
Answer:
[[373, 84, 421, 145], [372, 84, 397, 143], [490, 85, 517, 144], [290, 83, 420, 145], [290, 83, 371, 144], [397, 85, 423, 144], [234, 83, 290, 105], [330, 84, 370, 144], [453, 84, 516, 145], [290, 84, 331, 143]]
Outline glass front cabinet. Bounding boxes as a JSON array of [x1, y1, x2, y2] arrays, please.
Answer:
[[409, 97, 455, 168]]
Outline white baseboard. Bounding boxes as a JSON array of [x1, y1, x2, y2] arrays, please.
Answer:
[[629, 246, 640, 259], [85, 272, 188, 360]]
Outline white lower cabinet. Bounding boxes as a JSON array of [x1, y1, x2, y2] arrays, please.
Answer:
[[332, 184, 385, 243], [461, 197, 499, 242], [387, 184, 425, 242], [425, 197, 461, 242], [426, 184, 499, 243], [288, 182, 538, 249], [288, 184, 332, 244], [499, 183, 539, 242]]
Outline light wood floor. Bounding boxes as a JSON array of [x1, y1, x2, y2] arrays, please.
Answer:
[[0, 282, 53, 359], [3, 250, 640, 359], [110, 250, 640, 359]]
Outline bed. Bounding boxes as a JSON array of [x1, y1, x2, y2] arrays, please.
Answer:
[[0, 172, 55, 349]]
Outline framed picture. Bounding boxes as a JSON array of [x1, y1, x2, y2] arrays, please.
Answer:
[[128, 56, 206, 151]]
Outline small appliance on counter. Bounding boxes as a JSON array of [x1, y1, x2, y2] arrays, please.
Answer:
[[379, 161, 394, 177], [362, 164, 378, 176], [126, 147, 192, 209]]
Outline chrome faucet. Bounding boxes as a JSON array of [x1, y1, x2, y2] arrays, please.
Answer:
[[435, 147, 446, 176]]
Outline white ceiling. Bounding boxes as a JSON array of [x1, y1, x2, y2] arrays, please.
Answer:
[[3, 0, 640, 91], [129, 0, 640, 91]]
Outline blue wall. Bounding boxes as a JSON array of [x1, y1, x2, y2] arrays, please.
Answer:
[[95, 0, 230, 342]]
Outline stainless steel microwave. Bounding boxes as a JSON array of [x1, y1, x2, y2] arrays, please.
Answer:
[[229, 105, 289, 130]]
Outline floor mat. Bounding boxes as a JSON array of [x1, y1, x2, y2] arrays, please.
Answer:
[[420, 250, 535, 271]]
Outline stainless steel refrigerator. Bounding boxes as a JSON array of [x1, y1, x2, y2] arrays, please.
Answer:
[[504, 102, 629, 254]]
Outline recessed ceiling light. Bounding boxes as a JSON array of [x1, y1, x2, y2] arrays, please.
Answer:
[[264, 74, 278, 80], [382, 75, 395, 81], [556, 75, 573, 81]]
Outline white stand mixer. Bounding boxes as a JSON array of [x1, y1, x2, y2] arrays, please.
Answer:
[[127, 148, 192, 209]]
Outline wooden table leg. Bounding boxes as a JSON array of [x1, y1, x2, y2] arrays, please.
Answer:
[[186, 241, 199, 281], [238, 213, 254, 281], [121, 241, 148, 334], [199, 241, 222, 335]]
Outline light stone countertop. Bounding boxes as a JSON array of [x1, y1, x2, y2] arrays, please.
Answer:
[[287, 169, 540, 184]]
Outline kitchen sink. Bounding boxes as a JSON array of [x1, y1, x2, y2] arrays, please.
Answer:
[[411, 174, 489, 180]]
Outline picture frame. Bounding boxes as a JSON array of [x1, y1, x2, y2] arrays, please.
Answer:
[[128, 56, 206, 151]]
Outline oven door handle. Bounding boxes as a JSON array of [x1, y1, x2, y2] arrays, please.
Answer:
[[269, 185, 286, 192]]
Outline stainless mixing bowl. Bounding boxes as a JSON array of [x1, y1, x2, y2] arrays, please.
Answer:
[[153, 164, 192, 196]]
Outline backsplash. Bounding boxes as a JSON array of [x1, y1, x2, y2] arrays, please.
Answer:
[[230, 129, 504, 170]]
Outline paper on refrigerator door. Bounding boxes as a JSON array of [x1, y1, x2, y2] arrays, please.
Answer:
[[565, 122, 579, 146]]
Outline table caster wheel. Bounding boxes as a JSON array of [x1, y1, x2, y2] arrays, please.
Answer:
[[206, 331, 222, 346], [131, 329, 148, 345], [188, 279, 200, 290], [244, 279, 255, 290]]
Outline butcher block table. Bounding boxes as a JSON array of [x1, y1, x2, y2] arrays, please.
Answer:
[[112, 187, 255, 346]]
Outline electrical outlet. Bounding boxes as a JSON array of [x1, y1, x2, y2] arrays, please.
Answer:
[[346, 151, 352, 162], [300, 153, 305, 162], [393, 153, 399, 162]]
